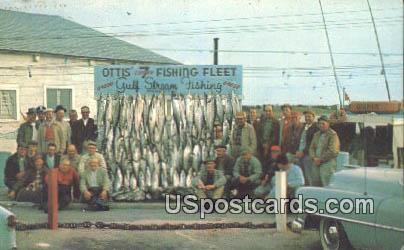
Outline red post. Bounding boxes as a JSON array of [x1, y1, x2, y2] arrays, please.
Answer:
[[48, 168, 58, 230]]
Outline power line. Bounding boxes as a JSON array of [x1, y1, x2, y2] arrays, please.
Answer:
[[0, 16, 401, 40]]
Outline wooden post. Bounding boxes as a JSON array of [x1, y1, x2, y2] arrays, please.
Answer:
[[48, 168, 58, 230], [275, 171, 287, 232]]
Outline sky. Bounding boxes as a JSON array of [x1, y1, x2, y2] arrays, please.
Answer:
[[0, 0, 402, 105]]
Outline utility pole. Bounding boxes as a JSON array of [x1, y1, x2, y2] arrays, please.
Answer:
[[366, 0, 391, 101], [213, 38, 219, 65], [318, 0, 343, 107]]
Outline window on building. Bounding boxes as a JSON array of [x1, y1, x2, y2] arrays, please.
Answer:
[[0, 90, 17, 120], [46, 88, 72, 116]]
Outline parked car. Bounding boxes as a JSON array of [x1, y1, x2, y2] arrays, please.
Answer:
[[0, 205, 17, 249], [292, 167, 404, 250]]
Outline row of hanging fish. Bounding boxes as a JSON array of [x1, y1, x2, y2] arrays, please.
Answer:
[[96, 92, 241, 201]]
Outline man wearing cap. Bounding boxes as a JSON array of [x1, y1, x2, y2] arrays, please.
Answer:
[[258, 105, 280, 161], [309, 115, 340, 187], [192, 158, 226, 199], [267, 153, 305, 199], [71, 106, 98, 154], [282, 111, 303, 160], [296, 110, 319, 185], [17, 108, 37, 146], [78, 141, 107, 175], [279, 104, 292, 146], [35, 105, 47, 128], [214, 145, 234, 197], [255, 145, 282, 198], [4, 144, 30, 197], [54, 105, 71, 153], [230, 111, 257, 159], [232, 146, 262, 198], [37, 108, 64, 154]]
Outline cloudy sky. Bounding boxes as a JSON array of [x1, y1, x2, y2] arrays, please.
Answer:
[[1, 0, 402, 105]]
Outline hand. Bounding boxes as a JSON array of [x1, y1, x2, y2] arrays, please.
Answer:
[[313, 157, 321, 166], [8, 191, 16, 200], [296, 151, 304, 158], [197, 182, 205, 190], [239, 176, 248, 184], [16, 171, 25, 179], [205, 185, 215, 191], [83, 190, 92, 200], [100, 190, 108, 200]]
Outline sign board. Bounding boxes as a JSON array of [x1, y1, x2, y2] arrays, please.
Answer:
[[94, 65, 242, 96]]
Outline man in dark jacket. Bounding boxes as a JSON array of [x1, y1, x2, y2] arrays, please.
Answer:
[[295, 110, 319, 185], [17, 108, 37, 146], [4, 144, 30, 197], [35, 105, 46, 129], [71, 106, 98, 154], [43, 143, 61, 169], [258, 105, 280, 161]]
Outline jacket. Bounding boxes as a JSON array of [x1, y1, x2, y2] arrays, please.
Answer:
[[300, 123, 319, 155], [233, 156, 262, 184], [282, 123, 303, 154], [37, 121, 65, 154], [71, 118, 98, 153], [192, 168, 226, 188], [43, 153, 61, 169], [17, 122, 34, 146], [230, 123, 257, 158], [4, 153, 31, 186], [309, 128, 340, 164], [215, 155, 235, 178], [258, 117, 280, 147], [80, 168, 111, 192]]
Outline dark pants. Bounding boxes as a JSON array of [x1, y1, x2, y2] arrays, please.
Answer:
[[83, 187, 109, 211], [42, 184, 72, 210], [231, 178, 258, 198], [5, 179, 17, 191]]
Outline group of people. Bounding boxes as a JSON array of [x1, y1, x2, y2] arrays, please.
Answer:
[[5, 105, 110, 211], [4, 103, 341, 208], [193, 104, 341, 200]]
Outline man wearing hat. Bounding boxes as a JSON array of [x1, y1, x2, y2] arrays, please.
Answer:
[[78, 141, 107, 175], [192, 157, 226, 199], [54, 105, 71, 154], [232, 146, 262, 198], [229, 111, 257, 159], [71, 106, 98, 154], [35, 105, 47, 128], [37, 108, 64, 154], [282, 111, 303, 160], [17, 108, 37, 146], [4, 144, 30, 197], [254, 145, 282, 198], [295, 110, 319, 185], [257, 105, 280, 161], [214, 145, 234, 198], [309, 115, 340, 187]]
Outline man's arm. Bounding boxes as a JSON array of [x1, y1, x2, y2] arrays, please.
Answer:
[[248, 158, 262, 183], [232, 158, 241, 178], [79, 172, 87, 193], [213, 171, 226, 188], [101, 170, 111, 191], [309, 133, 318, 159], [249, 125, 257, 154]]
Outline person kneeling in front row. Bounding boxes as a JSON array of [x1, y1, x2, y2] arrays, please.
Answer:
[[80, 157, 110, 211], [266, 153, 305, 199], [42, 159, 80, 212], [192, 157, 226, 199]]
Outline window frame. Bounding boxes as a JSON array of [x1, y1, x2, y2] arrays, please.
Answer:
[[0, 84, 20, 122], [43, 85, 75, 115]]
